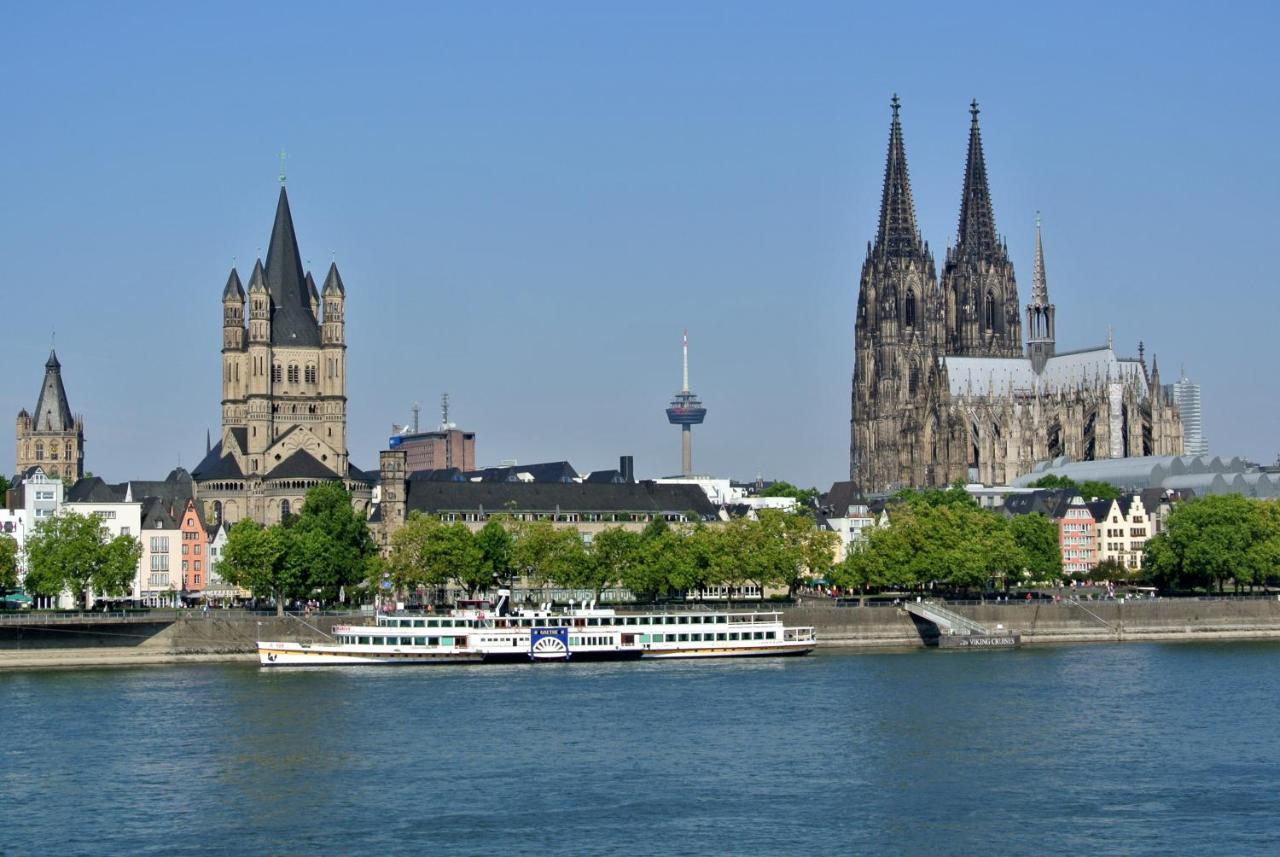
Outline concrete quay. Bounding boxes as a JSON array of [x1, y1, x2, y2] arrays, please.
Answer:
[[785, 597, 1280, 649]]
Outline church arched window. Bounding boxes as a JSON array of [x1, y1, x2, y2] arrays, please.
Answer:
[[305, 364, 317, 385], [904, 290, 916, 328], [288, 364, 300, 384], [35, 442, 44, 460], [280, 500, 292, 522], [65, 442, 72, 461], [984, 291, 996, 331], [908, 364, 920, 396], [272, 364, 282, 384], [212, 501, 223, 524]]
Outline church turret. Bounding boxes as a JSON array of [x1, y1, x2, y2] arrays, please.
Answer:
[[247, 259, 270, 345], [321, 262, 345, 345], [1025, 214, 1056, 373], [941, 101, 1022, 358], [306, 271, 320, 321], [222, 268, 246, 351]]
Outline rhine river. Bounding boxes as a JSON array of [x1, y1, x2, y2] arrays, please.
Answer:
[[3, 643, 1279, 856]]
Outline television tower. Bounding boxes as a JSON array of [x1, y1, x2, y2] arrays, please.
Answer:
[[665, 330, 707, 476]]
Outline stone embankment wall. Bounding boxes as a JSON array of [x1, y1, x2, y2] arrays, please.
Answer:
[[0, 614, 352, 669], [786, 598, 1280, 648]]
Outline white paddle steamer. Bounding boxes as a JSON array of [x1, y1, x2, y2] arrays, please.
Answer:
[[258, 590, 816, 666]]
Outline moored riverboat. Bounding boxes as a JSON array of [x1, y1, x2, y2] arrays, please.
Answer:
[[257, 590, 816, 666]]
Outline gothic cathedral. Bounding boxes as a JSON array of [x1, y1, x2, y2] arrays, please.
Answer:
[[850, 99, 1182, 494], [193, 187, 373, 524]]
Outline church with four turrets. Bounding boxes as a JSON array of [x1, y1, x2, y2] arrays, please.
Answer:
[[850, 98, 1183, 494], [192, 186, 373, 525]]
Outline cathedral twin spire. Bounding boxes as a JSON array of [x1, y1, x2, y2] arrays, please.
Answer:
[[955, 100, 1000, 261], [874, 95, 925, 260]]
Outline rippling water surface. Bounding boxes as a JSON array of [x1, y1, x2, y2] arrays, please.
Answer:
[[3, 643, 1279, 855]]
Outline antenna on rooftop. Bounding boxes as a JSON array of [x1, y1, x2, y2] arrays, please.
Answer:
[[440, 393, 451, 430], [411, 402, 421, 434]]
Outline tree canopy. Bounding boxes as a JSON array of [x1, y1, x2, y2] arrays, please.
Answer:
[[1029, 475, 1120, 502], [1143, 495, 1280, 592], [220, 483, 376, 613], [24, 511, 141, 608], [0, 534, 20, 594]]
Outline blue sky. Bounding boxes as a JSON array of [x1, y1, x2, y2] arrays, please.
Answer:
[[1, 1, 1276, 488]]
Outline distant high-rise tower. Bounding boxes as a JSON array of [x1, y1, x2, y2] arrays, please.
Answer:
[[665, 331, 707, 476], [1164, 370, 1208, 456]]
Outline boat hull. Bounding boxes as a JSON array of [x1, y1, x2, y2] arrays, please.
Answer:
[[640, 643, 814, 659], [258, 643, 483, 666]]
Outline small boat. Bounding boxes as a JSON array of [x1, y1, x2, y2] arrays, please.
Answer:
[[257, 590, 816, 666]]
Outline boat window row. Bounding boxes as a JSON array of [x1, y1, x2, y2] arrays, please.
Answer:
[[645, 631, 776, 643], [387, 618, 468, 628], [569, 636, 612, 646], [347, 635, 460, 647]]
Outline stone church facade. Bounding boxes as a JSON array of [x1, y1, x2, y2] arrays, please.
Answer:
[[193, 187, 373, 524], [850, 99, 1182, 493]]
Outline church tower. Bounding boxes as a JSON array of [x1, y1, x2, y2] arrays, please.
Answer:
[[1024, 214, 1056, 373], [16, 350, 85, 483], [941, 102, 1022, 357], [851, 97, 958, 492]]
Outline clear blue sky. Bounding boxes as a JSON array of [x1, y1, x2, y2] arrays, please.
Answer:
[[2, 1, 1276, 489]]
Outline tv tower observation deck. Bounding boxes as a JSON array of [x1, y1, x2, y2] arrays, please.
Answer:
[[665, 331, 707, 477]]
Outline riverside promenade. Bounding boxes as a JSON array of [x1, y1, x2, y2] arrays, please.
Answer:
[[3, 597, 1280, 669]]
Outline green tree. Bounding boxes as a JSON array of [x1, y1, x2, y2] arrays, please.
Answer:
[[758, 481, 821, 509], [1029, 475, 1119, 502], [1008, 513, 1063, 583], [774, 512, 839, 599], [384, 516, 492, 601], [849, 502, 1025, 594], [1088, 558, 1129, 583], [476, 517, 514, 586], [830, 541, 887, 604], [895, 483, 978, 510], [288, 482, 377, 602], [24, 511, 141, 609], [0, 474, 11, 500], [1143, 495, 1276, 592], [0, 534, 20, 596], [219, 520, 295, 615], [511, 520, 589, 589], [587, 527, 641, 602]]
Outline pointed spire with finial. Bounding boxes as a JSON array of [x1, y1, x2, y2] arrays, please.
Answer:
[[955, 99, 999, 259], [264, 186, 321, 346], [1030, 211, 1048, 306], [874, 94, 924, 259]]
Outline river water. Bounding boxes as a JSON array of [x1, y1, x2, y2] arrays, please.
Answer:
[[2, 643, 1279, 856]]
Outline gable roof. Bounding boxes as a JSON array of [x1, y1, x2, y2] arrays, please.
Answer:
[[192, 441, 245, 481], [265, 449, 334, 481]]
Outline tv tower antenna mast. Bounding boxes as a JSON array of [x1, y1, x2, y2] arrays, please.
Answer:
[[665, 329, 708, 476], [411, 402, 421, 434]]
